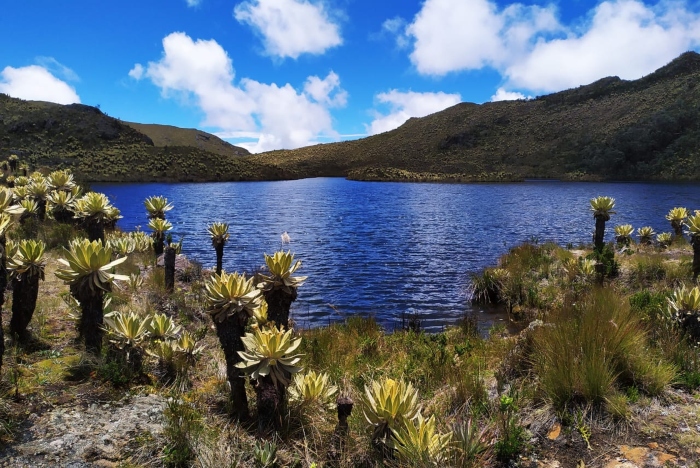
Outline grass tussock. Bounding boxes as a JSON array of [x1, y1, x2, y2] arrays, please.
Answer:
[[534, 287, 675, 408]]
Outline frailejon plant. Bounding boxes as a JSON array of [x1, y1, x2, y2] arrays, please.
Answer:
[[657, 232, 673, 248], [288, 370, 338, 409], [637, 226, 656, 246], [73, 192, 116, 243], [667, 207, 689, 238], [614, 224, 634, 246], [144, 195, 173, 220], [27, 179, 49, 220], [0, 192, 24, 372], [452, 418, 493, 467], [362, 377, 421, 443], [107, 235, 136, 257], [590, 196, 615, 250], [55, 239, 128, 353], [147, 330, 203, 388], [207, 222, 229, 275], [147, 313, 182, 342], [7, 239, 46, 338], [393, 414, 452, 466], [686, 213, 700, 279], [46, 169, 76, 192], [667, 285, 700, 343], [148, 218, 172, 256], [103, 311, 150, 373], [237, 325, 303, 432], [204, 271, 263, 419], [257, 250, 307, 328], [47, 189, 76, 223], [252, 440, 277, 468]]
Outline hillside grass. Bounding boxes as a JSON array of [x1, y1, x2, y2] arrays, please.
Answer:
[[3, 52, 700, 183]]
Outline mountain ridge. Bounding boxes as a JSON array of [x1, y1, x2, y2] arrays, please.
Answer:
[[1, 51, 699, 183]]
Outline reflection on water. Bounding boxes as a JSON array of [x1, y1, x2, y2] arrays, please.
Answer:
[[93, 178, 700, 331]]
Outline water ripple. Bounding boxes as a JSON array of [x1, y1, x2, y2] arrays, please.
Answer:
[[93, 178, 700, 331]]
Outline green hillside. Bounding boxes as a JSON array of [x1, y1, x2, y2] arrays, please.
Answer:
[[0, 97, 273, 182], [125, 122, 249, 158], [252, 51, 700, 182], [2, 51, 700, 183]]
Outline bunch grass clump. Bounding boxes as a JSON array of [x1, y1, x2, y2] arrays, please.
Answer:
[[534, 287, 674, 409]]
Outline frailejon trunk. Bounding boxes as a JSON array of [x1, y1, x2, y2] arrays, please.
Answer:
[[692, 235, 700, 280], [10, 274, 40, 338], [78, 289, 105, 354], [36, 200, 46, 221], [594, 216, 606, 250], [154, 234, 164, 256], [164, 246, 176, 292], [54, 207, 73, 223], [255, 375, 286, 434], [0, 235, 6, 371], [85, 219, 104, 244], [214, 314, 250, 420], [215, 243, 224, 275], [264, 288, 297, 329]]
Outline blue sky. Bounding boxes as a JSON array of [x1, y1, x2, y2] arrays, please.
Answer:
[[2, 0, 699, 153]]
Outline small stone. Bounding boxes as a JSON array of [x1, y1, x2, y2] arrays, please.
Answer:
[[656, 452, 676, 464], [620, 445, 649, 465], [547, 423, 562, 440], [647, 442, 658, 449]]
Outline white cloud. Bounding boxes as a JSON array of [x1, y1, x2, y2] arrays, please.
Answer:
[[402, 0, 700, 95], [490, 87, 528, 102], [234, 0, 342, 59], [303, 71, 347, 107], [128, 63, 145, 80], [406, 0, 560, 75], [186, 0, 202, 7], [35, 56, 80, 82], [367, 90, 461, 135], [504, 0, 700, 92], [0, 65, 80, 104], [381, 17, 409, 48], [134, 32, 346, 152]]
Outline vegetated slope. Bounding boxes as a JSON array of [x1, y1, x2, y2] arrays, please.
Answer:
[[251, 51, 700, 182], [125, 122, 249, 158], [0, 96, 275, 182]]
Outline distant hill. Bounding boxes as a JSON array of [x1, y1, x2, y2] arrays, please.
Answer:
[[251, 51, 700, 182], [125, 122, 249, 158], [0, 97, 271, 182], [2, 51, 700, 183]]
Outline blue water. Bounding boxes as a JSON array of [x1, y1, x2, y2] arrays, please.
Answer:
[[92, 178, 700, 330]]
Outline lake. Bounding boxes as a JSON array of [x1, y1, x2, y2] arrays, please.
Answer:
[[92, 178, 700, 331]]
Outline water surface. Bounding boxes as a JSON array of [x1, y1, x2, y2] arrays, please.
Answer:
[[93, 178, 700, 330]]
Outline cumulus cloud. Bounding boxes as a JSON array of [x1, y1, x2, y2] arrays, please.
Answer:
[[128, 63, 145, 80], [505, 0, 700, 92], [132, 32, 346, 152], [367, 90, 461, 135], [490, 88, 529, 102], [0, 65, 80, 104], [35, 56, 80, 82], [303, 71, 347, 107], [406, 0, 560, 75], [381, 17, 409, 48], [234, 0, 342, 59], [401, 0, 700, 95]]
